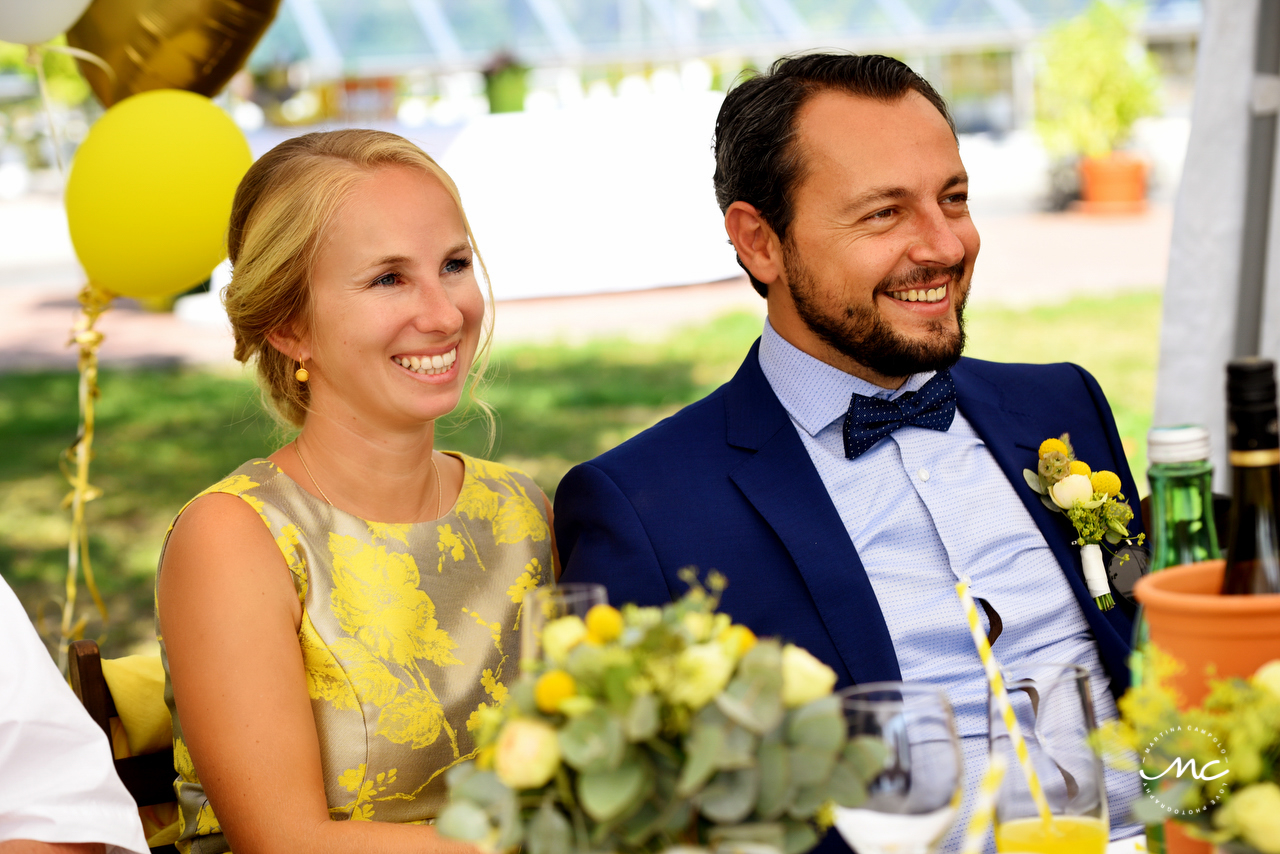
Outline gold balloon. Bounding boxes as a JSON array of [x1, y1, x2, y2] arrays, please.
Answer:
[[66, 0, 281, 107]]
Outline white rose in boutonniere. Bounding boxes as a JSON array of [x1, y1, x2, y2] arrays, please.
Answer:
[[1049, 473, 1095, 509]]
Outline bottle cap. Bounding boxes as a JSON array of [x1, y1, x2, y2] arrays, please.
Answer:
[[1227, 358, 1278, 411], [1148, 425, 1211, 463]]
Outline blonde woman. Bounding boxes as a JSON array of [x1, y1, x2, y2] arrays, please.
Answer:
[[156, 129, 555, 854]]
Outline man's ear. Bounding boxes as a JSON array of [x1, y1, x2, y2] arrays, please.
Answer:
[[266, 324, 308, 362], [724, 202, 785, 286]]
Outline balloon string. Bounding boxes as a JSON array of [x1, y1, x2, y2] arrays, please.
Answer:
[[43, 44, 116, 82], [56, 283, 113, 672], [27, 45, 65, 176]]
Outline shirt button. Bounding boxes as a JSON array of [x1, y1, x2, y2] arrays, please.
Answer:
[[918, 468, 930, 482]]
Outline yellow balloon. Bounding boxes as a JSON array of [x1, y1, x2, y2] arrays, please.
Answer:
[[65, 89, 252, 299]]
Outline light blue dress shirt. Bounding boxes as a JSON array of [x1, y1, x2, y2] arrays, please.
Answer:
[[757, 320, 1141, 852]]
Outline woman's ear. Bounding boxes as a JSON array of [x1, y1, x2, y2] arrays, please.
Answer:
[[724, 202, 784, 287], [266, 324, 308, 362]]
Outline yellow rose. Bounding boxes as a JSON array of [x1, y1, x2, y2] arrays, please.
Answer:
[[494, 718, 562, 790], [663, 643, 735, 709], [781, 644, 837, 708], [540, 615, 587, 665], [1050, 473, 1094, 510], [1215, 783, 1280, 854], [1253, 659, 1280, 699], [719, 624, 757, 659]]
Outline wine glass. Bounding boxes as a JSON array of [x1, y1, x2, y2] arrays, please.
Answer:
[[989, 663, 1108, 854], [833, 682, 963, 854], [519, 582, 607, 669]]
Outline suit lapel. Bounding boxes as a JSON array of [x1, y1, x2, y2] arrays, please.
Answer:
[[723, 343, 902, 686], [951, 362, 1134, 692]]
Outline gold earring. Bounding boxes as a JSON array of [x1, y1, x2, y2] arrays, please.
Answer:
[[295, 359, 309, 383]]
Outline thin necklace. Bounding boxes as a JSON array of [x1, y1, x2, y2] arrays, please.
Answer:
[[293, 440, 443, 519]]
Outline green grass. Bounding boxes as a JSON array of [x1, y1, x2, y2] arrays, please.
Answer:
[[0, 291, 1162, 657]]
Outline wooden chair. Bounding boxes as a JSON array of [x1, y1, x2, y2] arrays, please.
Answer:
[[68, 639, 179, 854]]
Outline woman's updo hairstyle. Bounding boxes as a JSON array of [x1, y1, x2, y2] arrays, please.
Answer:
[[224, 129, 493, 427]]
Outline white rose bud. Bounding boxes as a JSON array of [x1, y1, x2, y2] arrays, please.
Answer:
[[494, 718, 561, 789], [540, 615, 587, 666], [1253, 659, 1280, 699], [781, 644, 837, 708], [1050, 473, 1094, 510]]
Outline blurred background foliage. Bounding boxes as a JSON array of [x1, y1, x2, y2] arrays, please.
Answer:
[[0, 290, 1160, 658]]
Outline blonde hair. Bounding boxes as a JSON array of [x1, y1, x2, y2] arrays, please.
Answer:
[[224, 129, 495, 431]]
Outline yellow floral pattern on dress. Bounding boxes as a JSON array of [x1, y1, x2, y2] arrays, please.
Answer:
[[156, 453, 554, 854]]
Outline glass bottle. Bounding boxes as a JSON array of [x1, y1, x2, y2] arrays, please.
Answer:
[[1134, 425, 1219, 854], [1221, 359, 1280, 595]]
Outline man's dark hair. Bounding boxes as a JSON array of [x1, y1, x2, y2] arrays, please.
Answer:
[[713, 53, 955, 297]]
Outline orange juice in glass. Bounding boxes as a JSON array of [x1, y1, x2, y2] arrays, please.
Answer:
[[989, 664, 1108, 854]]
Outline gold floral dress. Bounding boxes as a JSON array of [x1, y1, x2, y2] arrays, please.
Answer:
[[155, 453, 553, 854]]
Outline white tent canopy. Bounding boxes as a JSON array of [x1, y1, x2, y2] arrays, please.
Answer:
[[1155, 0, 1280, 490]]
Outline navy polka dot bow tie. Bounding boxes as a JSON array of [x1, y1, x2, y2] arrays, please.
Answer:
[[842, 369, 958, 459]]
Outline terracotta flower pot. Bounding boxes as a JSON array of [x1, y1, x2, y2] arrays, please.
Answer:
[[1133, 560, 1280, 707], [1076, 152, 1148, 214], [1132, 560, 1280, 854]]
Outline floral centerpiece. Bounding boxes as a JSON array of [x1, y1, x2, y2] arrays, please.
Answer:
[[1097, 649, 1280, 853], [437, 572, 879, 854], [1022, 434, 1141, 611]]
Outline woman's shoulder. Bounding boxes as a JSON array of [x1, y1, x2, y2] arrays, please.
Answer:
[[452, 452, 542, 492], [168, 458, 293, 536]]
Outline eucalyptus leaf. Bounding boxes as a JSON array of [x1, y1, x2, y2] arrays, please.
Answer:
[[625, 692, 660, 742], [492, 787, 524, 850], [678, 720, 726, 796], [755, 737, 791, 819], [510, 678, 538, 717], [782, 820, 819, 854], [456, 769, 510, 808], [700, 767, 761, 824], [560, 707, 626, 774], [709, 822, 786, 852], [579, 761, 651, 822], [436, 801, 492, 841], [1023, 468, 1045, 495], [826, 758, 867, 808], [844, 736, 890, 783], [527, 801, 573, 854], [1040, 494, 1061, 513], [786, 695, 843, 751], [1129, 796, 1168, 827], [718, 642, 785, 734], [787, 783, 824, 818], [789, 745, 836, 788], [618, 801, 664, 846], [445, 761, 476, 790], [719, 723, 759, 769]]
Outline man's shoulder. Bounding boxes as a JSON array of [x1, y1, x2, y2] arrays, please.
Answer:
[[588, 384, 733, 473], [953, 356, 1103, 403]]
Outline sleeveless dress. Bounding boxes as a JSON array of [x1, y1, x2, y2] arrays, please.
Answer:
[[155, 453, 554, 854]]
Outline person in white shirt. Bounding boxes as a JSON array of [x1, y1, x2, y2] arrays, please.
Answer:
[[0, 576, 148, 854]]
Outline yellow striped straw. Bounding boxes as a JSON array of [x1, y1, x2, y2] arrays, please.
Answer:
[[960, 752, 1007, 854], [955, 578, 1053, 824]]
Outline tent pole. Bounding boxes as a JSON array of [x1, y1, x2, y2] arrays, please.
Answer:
[[1234, 0, 1280, 358]]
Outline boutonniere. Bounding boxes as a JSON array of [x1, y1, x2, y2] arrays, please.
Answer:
[[1022, 434, 1143, 611]]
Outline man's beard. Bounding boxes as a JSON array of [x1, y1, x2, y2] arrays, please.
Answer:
[[785, 249, 968, 380]]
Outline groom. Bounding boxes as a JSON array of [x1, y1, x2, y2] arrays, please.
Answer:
[[554, 53, 1142, 849]]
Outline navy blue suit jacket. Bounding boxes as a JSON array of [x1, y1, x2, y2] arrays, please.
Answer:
[[555, 344, 1140, 854], [556, 342, 1139, 693]]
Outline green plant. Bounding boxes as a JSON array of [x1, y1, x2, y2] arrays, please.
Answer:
[[437, 572, 874, 854], [1034, 1, 1160, 158]]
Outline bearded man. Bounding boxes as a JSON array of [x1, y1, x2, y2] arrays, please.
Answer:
[[554, 53, 1143, 852]]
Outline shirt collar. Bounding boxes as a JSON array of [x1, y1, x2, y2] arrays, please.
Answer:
[[758, 319, 936, 437]]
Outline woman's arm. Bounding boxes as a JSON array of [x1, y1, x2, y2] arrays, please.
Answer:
[[158, 494, 475, 854]]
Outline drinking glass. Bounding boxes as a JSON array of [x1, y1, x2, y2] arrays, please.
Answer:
[[519, 582, 607, 668], [833, 682, 963, 854], [989, 663, 1108, 854]]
